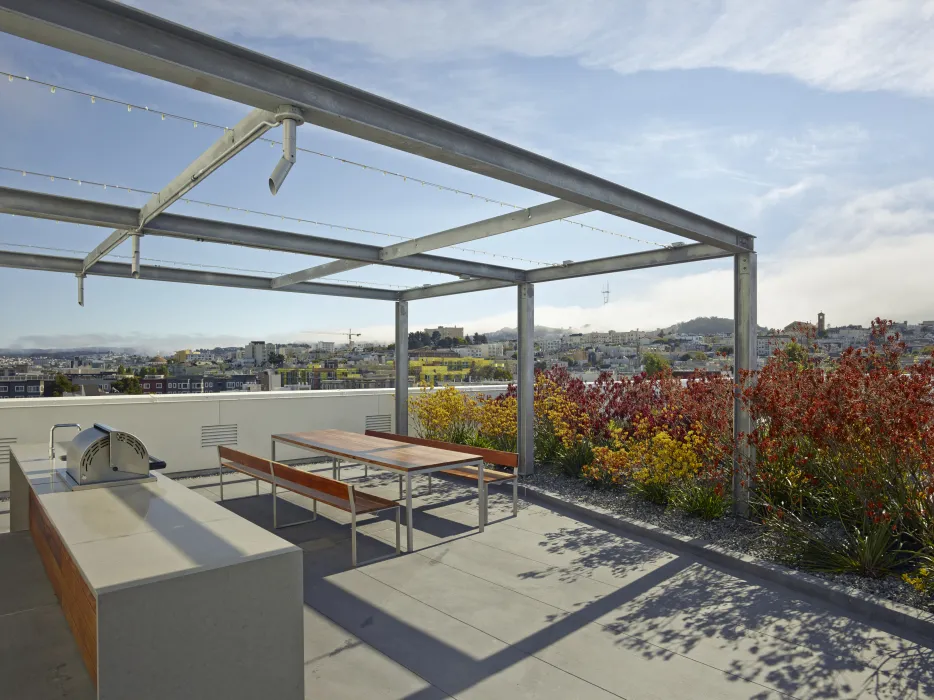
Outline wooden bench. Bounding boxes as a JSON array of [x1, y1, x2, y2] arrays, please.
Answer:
[[217, 445, 400, 567], [364, 430, 518, 519]]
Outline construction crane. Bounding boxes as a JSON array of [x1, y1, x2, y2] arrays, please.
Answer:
[[305, 329, 363, 350]]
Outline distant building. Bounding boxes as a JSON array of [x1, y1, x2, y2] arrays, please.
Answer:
[[174, 349, 201, 363], [757, 335, 793, 357], [140, 376, 167, 394], [0, 376, 43, 399], [817, 312, 826, 335], [424, 326, 464, 340], [453, 343, 504, 359], [246, 341, 268, 365]]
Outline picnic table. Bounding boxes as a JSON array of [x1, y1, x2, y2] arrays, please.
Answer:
[[270, 429, 485, 552]]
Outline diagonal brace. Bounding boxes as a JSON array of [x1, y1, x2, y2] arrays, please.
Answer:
[[78, 107, 284, 296]]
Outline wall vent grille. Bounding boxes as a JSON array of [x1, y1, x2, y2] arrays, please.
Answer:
[[0, 437, 15, 467], [364, 414, 392, 433], [201, 424, 238, 448]]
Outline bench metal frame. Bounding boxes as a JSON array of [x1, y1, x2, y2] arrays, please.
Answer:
[[272, 436, 484, 553], [218, 453, 401, 568]]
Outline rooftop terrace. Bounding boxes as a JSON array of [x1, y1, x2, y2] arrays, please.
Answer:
[[3, 457, 933, 699]]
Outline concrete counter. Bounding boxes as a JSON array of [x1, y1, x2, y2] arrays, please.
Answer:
[[9, 442, 304, 700]]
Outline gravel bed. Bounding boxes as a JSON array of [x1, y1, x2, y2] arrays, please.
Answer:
[[526, 464, 933, 614]]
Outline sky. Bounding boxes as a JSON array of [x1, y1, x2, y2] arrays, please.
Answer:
[[1, 0, 933, 352]]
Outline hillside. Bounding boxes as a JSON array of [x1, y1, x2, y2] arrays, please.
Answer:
[[483, 325, 566, 342], [670, 317, 767, 335]]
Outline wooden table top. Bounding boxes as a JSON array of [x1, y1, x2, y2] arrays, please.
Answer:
[[271, 429, 484, 473]]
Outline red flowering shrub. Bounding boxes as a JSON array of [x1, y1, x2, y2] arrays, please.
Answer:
[[743, 319, 934, 576]]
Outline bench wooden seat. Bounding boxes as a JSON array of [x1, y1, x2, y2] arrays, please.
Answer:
[[217, 445, 400, 567], [364, 430, 518, 519]]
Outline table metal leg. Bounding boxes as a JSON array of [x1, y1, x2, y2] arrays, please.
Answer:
[[406, 472, 414, 552], [478, 463, 485, 533], [513, 474, 518, 516]]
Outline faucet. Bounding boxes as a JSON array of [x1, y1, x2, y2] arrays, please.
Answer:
[[50, 423, 81, 460]]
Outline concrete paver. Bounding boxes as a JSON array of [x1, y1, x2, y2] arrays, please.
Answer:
[[5, 474, 930, 699]]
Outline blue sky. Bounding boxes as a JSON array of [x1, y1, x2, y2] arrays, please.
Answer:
[[1, 0, 933, 352]]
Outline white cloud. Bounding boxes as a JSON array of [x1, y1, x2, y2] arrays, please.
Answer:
[[399, 177, 934, 333], [752, 176, 825, 215], [132, 0, 934, 97]]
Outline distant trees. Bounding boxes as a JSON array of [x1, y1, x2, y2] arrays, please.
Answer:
[[469, 364, 512, 382], [49, 373, 78, 397], [408, 331, 433, 349], [111, 376, 143, 394], [267, 352, 285, 367], [408, 331, 475, 350], [642, 352, 670, 377]]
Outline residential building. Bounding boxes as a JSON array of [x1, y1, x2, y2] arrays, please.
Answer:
[[174, 349, 199, 363], [452, 343, 504, 359], [757, 335, 792, 357], [246, 340, 268, 365], [543, 338, 562, 354], [0, 375, 44, 399], [140, 375, 167, 394]]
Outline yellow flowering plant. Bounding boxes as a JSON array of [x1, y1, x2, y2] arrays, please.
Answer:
[[409, 385, 477, 443]]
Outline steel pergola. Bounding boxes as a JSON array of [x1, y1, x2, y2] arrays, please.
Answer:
[[0, 0, 758, 514]]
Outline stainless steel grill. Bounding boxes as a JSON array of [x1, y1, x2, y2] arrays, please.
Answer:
[[62, 423, 164, 488]]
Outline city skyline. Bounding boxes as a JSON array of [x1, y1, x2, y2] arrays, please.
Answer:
[[2, 2, 933, 349], [3, 313, 930, 356]]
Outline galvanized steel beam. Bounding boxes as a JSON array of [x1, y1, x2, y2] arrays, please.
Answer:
[[397, 244, 732, 301], [271, 199, 588, 289], [526, 243, 732, 283], [0, 0, 754, 252], [0, 250, 399, 300], [0, 187, 524, 281]]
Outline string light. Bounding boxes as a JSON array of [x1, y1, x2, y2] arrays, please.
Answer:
[[0, 166, 559, 267], [0, 69, 671, 249]]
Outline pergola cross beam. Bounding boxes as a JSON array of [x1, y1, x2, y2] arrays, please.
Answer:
[[270, 199, 591, 289], [0, 187, 526, 282]]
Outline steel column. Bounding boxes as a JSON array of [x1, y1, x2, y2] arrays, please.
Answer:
[[395, 300, 409, 436], [517, 283, 535, 475], [733, 252, 757, 517]]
